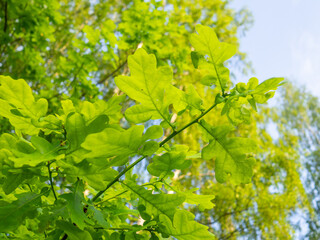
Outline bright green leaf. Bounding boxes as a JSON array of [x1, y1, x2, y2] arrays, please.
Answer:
[[60, 180, 94, 229], [147, 152, 190, 178], [191, 51, 202, 69], [0, 192, 43, 232], [251, 77, 285, 94], [190, 25, 236, 90], [200, 120, 257, 184], [60, 160, 118, 191], [115, 48, 186, 124], [159, 210, 215, 240], [56, 220, 93, 240], [82, 125, 160, 159], [11, 137, 62, 167], [65, 112, 87, 153], [2, 170, 33, 195], [124, 181, 185, 220], [183, 189, 215, 211], [0, 76, 48, 134]]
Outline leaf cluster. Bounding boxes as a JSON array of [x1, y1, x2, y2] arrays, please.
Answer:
[[0, 23, 283, 239]]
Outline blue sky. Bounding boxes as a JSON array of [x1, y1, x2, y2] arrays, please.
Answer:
[[230, 0, 320, 97]]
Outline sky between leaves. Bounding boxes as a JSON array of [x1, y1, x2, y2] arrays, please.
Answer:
[[231, 0, 320, 97]]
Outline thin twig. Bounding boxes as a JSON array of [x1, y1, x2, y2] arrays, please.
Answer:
[[94, 190, 129, 206], [91, 155, 146, 202], [47, 161, 58, 201], [98, 60, 127, 84], [4, 1, 8, 32]]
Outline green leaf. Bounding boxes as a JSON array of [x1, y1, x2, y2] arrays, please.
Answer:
[[247, 77, 259, 90], [83, 25, 100, 45], [147, 152, 190, 178], [30, 136, 54, 154], [78, 97, 125, 124], [86, 114, 109, 134], [236, 82, 247, 93], [0, 133, 17, 149], [35, 114, 63, 135], [65, 112, 87, 153], [0, 76, 48, 134], [159, 210, 215, 240], [143, 125, 163, 140], [185, 85, 203, 115], [93, 96, 125, 123], [247, 96, 257, 111], [124, 181, 185, 220], [0, 76, 48, 118], [115, 48, 186, 124], [200, 120, 257, 184], [124, 105, 155, 123], [60, 160, 118, 191], [61, 99, 76, 117], [191, 51, 202, 69], [2, 170, 33, 195], [37, 201, 68, 233], [125, 232, 145, 240], [11, 137, 62, 167], [56, 220, 93, 240], [0, 192, 43, 232], [87, 206, 110, 228], [60, 180, 94, 229], [190, 25, 236, 90], [251, 77, 285, 94], [199, 61, 231, 89], [190, 25, 236, 63], [140, 141, 159, 156], [82, 125, 161, 159], [2, 173, 25, 195], [183, 189, 215, 211], [16, 139, 35, 154]]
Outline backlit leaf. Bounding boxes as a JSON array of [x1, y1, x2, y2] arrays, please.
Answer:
[[159, 210, 215, 240], [147, 152, 190, 178], [115, 48, 186, 124], [56, 220, 93, 240], [60, 180, 94, 230], [0, 76, 48, 134], [82, 125, 161, 159], [190, 25, 236, 90], [0, 192, 43, 232], [124, 181, 185, 220], [200, 120, 257, 184]]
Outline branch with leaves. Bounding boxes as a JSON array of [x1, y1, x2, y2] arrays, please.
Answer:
[[0, 25, 283, 239]]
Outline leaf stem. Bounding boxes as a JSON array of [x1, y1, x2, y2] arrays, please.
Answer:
[[47, 161, 58, 201], [162, 180, 178, 192], [98, 60, 127, 84], [160, 100, 224, 146], [94, 227, 156, 232], [91, 155, 146, 202], [3, 1, 8, 32], [94, 190, 129, 206]]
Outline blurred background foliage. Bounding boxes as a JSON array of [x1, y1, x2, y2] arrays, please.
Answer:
[[0, 0, 318, 239]]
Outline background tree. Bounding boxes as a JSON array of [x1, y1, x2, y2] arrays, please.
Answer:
[[0, 0, 252, 101], [271, 84, 320, 239]]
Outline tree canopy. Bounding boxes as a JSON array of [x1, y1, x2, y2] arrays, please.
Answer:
[[0, 0, 315, 239]]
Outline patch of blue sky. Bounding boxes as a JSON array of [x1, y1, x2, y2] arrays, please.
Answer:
[[230, 0, 320, 97]]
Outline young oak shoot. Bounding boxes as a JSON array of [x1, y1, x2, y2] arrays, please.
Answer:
[[0, 24, 283, 239]]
